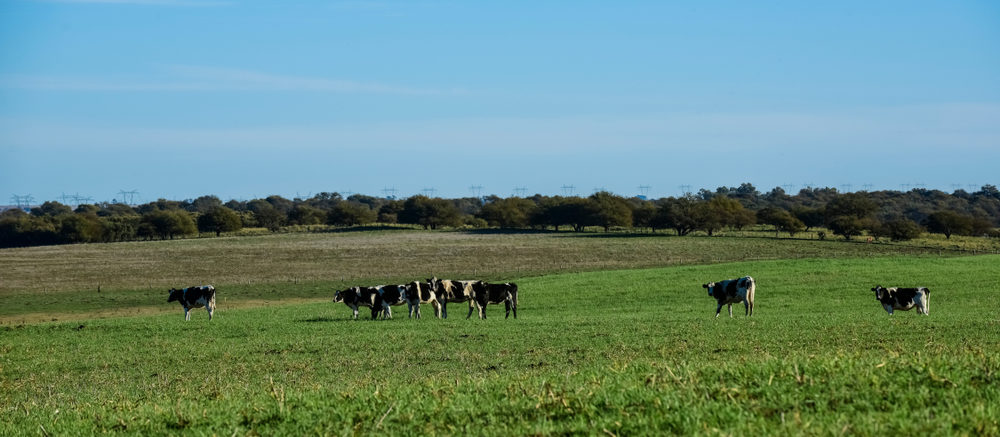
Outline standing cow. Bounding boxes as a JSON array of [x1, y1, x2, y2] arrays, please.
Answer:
[[333, 286, 380, 320], [403, 280, 440, 319], [470, 281, 519, 319], [871, 285, 929, 315], [427, 277, 478, 319], [167, 285, 217, 321], [374, 284, 408, 319], [703, 276, 755, 318]]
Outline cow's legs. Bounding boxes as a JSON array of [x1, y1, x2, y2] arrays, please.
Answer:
[[744, 299, 749, 317], [505, 301, 511, 319], [728, 303, 733, 318], [432, 301, 442, 319], [466, 302, 475, 319], [207, 306, 214, 320], [351, 306, 359, 320], [715, 304, 723, 317], [441, 301, 449, 319], [184, 308, 191, 321]]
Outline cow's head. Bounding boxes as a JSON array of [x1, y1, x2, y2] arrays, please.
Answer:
[[167, 288, 182, 302], [702, 282, 716, 296], [333, 288, 350, 303], [426, 277, 439, 291], [871, 285, 887, 300]]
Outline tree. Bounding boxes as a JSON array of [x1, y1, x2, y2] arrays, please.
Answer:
[[141, 210, 196, 240], [925, 210, 972, 239], [631, 202, 658, 231], [478, 197, 536, 228], [399, 196, 462, 229], [589, 192, 632, 232], [791, 207, 825, 231], [758, 207, 806, 237], [656, 196, 700, 236], [328, 202, 377, 227], [288, 205, 326, 226], [190, 195, 223, 213], [558, 197, 600, 232], [378, 200, 403, 224], [696, 196, 750, 236], [248, 201, 283, 231], [827, 216, 867, 240], [825, 193, 878, 240], [59, 213, 102, 243], [31, 201, 73, 217], [197, 206, 243, 236], [882, 218, 923, 242]]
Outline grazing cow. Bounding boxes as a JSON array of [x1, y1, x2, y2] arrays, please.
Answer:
[[374, 284, 408, 319], [167, 285, 216, 321], [427, 277, 478, 319], [470, 281, 519, 319], [871, 285, 929, 315], [403, 281, 440, 319], [703, 276, 756, 318], [332, 286, 380, 320]]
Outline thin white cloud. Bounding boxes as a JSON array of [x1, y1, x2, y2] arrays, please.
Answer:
[[31, 0, 232, 6], [0, 65, 461, 95], [4, 103, 998, 154], [165, 65, 448, 95], [0, 75, 212, 91]]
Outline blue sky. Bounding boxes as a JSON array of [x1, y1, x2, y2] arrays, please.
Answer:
[[2, 0, 998, 203]]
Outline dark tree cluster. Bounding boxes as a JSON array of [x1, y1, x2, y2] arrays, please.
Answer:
[[2, 185, 999, 248]]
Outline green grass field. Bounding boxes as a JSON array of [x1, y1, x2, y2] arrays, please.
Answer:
[[2, 228, 995, 323], [2, 235, 999, 435]]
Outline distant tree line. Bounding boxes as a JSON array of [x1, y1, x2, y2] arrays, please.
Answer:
[[2, 184, 999, 248]]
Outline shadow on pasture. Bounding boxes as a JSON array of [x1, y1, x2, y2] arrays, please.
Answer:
[[460, 228, 561, 236], [299, 316, 353, 323], [321, 225, 417, 234]]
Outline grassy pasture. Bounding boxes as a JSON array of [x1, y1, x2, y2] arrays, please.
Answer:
[[1, 228, 992, 323], [2, 255, 999, 435]]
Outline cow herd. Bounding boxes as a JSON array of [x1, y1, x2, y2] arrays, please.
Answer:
[[332, 278, 519, 320], [165, 276, 929, 321]]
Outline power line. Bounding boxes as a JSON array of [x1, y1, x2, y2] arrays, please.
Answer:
[[512, 187, 527, 197], [421, 187, 437, 197], [10, 194, 33, 210], [561, 185, 576, 196], [381, 187, 398, 199], [469, 185, 484, 198], [117, 190, 139, 205]]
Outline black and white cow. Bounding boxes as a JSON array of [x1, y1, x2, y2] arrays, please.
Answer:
[[427, 277, 478, 319], [374, 284, 408, 319], [403, 281, 440, 319], [470, 281, 518, 319], [332, 286, 380, 320], [871, 285, 929, 315], [167, 285, 216, 321], [703, 276, 755, 318]]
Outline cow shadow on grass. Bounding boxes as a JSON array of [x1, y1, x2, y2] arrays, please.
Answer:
[[299, 316, 354, 323]]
